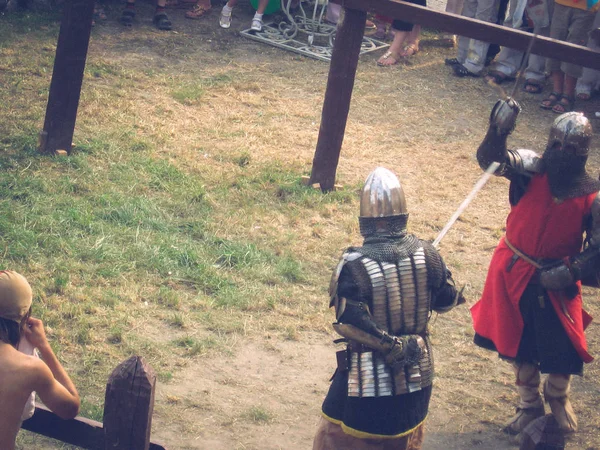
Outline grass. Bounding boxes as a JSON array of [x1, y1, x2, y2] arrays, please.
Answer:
[[6, 6, 600, 450], [0, 12, 342, 439]]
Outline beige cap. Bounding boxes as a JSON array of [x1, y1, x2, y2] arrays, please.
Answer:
[[0, 270, 33, 323]]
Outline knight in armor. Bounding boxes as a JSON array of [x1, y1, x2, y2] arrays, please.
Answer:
[[471, 99, 600, 436], [312, 167, 464, 450]]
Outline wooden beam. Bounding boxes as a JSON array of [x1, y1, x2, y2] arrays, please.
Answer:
[[39, 0, 94, 155], [21, 405, 104, 449], [308, 7, 367, 191], [333, 0, 600, 71], [21, 405, 167, 449]]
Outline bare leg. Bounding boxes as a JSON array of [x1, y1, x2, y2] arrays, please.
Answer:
[[551, 71, 577, 113], [400, 25, 420, 56], [377, 29, 409, 66], [220, 0, 236, 28], [250, 0, 269, 30], [541, 71, 565, 109]]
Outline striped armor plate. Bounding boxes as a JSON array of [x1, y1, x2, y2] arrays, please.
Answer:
[[347, 247, 434, 397]]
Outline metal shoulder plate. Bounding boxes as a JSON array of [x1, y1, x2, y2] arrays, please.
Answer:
[[588, 193, 600, 247], [329, 251, 362, 310], [507, 148, 543, 176]]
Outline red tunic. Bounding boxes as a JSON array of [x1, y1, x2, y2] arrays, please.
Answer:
[[471, 174, 596, 363]]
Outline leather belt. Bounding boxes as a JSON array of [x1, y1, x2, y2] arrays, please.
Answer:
[[504, 236, 543, 269]]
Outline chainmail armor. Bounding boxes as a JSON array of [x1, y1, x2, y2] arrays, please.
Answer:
[[422, 241, 446, 289], [359, 214, 409, 238], [349, 234, 421, 264]]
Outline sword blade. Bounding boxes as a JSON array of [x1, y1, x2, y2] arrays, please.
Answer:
[[432, 161, 500, 248]]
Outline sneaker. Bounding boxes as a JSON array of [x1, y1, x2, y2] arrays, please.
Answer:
[[219, 8, 231, 28], [250, 17, 263, 31]]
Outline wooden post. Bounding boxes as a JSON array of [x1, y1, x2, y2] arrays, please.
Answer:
[[308, 7, 367, 192], [39, 0, 94, 155], [104, 356, 157, 450]]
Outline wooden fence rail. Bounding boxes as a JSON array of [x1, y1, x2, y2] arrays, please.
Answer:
[[21, 356, 167, 450]]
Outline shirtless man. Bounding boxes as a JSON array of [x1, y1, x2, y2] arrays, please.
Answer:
[[0, 270, 80, 450]]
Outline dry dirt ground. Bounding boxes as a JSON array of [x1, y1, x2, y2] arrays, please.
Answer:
[[24, 1, 600, 448]]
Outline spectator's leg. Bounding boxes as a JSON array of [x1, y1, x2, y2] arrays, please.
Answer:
[[251, 0, 270, 30], [486, 0, 509, 64], [442, 0, 464, 45], [540, 70, 563, 109], [121, 0, 136, 26], [486, 0, 521, 80], [455, 0, 478, 64], [462, 0, 500, 74], [400, 24, 421, 56], [154, 0, 172, 30], [220, 0, 236, 28], [573, 10, 599, 99], [378, 19, 412, 66]]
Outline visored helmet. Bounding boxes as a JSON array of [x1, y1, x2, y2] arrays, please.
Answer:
[[359, 167, 408, 237], [547, 112, 592, 156]]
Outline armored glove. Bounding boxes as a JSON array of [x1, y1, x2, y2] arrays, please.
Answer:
[[539, 259, 575, 291], [382, 334, 422, 373], [490, 98, 521, 135]]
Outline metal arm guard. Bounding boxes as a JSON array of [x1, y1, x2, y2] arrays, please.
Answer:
[[540, 194, 600, 290], [332, 321, 424, 374]]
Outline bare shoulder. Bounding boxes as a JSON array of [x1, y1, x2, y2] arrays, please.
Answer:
[[0, 346, 43, 391]]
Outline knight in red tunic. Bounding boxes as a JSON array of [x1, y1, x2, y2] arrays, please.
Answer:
[[470, 99, 600, 436]]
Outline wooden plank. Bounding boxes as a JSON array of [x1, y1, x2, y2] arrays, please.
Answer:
[[308, 7, 367, 191], [39, 0, 94, 154], [21, 405, 168, 449], [21, 405, 104, 449], [104, 356, 157, 450], [333, 0, 600, 71]]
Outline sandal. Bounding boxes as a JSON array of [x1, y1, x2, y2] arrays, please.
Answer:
[[377, 50, 400, 66], [484, 70, 513, 85], [540, 92, 561, 110], [185, 3, 210, 19], [219, 8, 232, 28], [399, 43, 418, 57], [523, 79, 544, 94], [453, 63, 480, 77], [153, 11, 172, 30], [120, 8, 135, 26], [552, 95, 574, 114]]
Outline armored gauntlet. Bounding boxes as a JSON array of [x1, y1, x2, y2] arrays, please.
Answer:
[[490, 98, 521, 135]]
